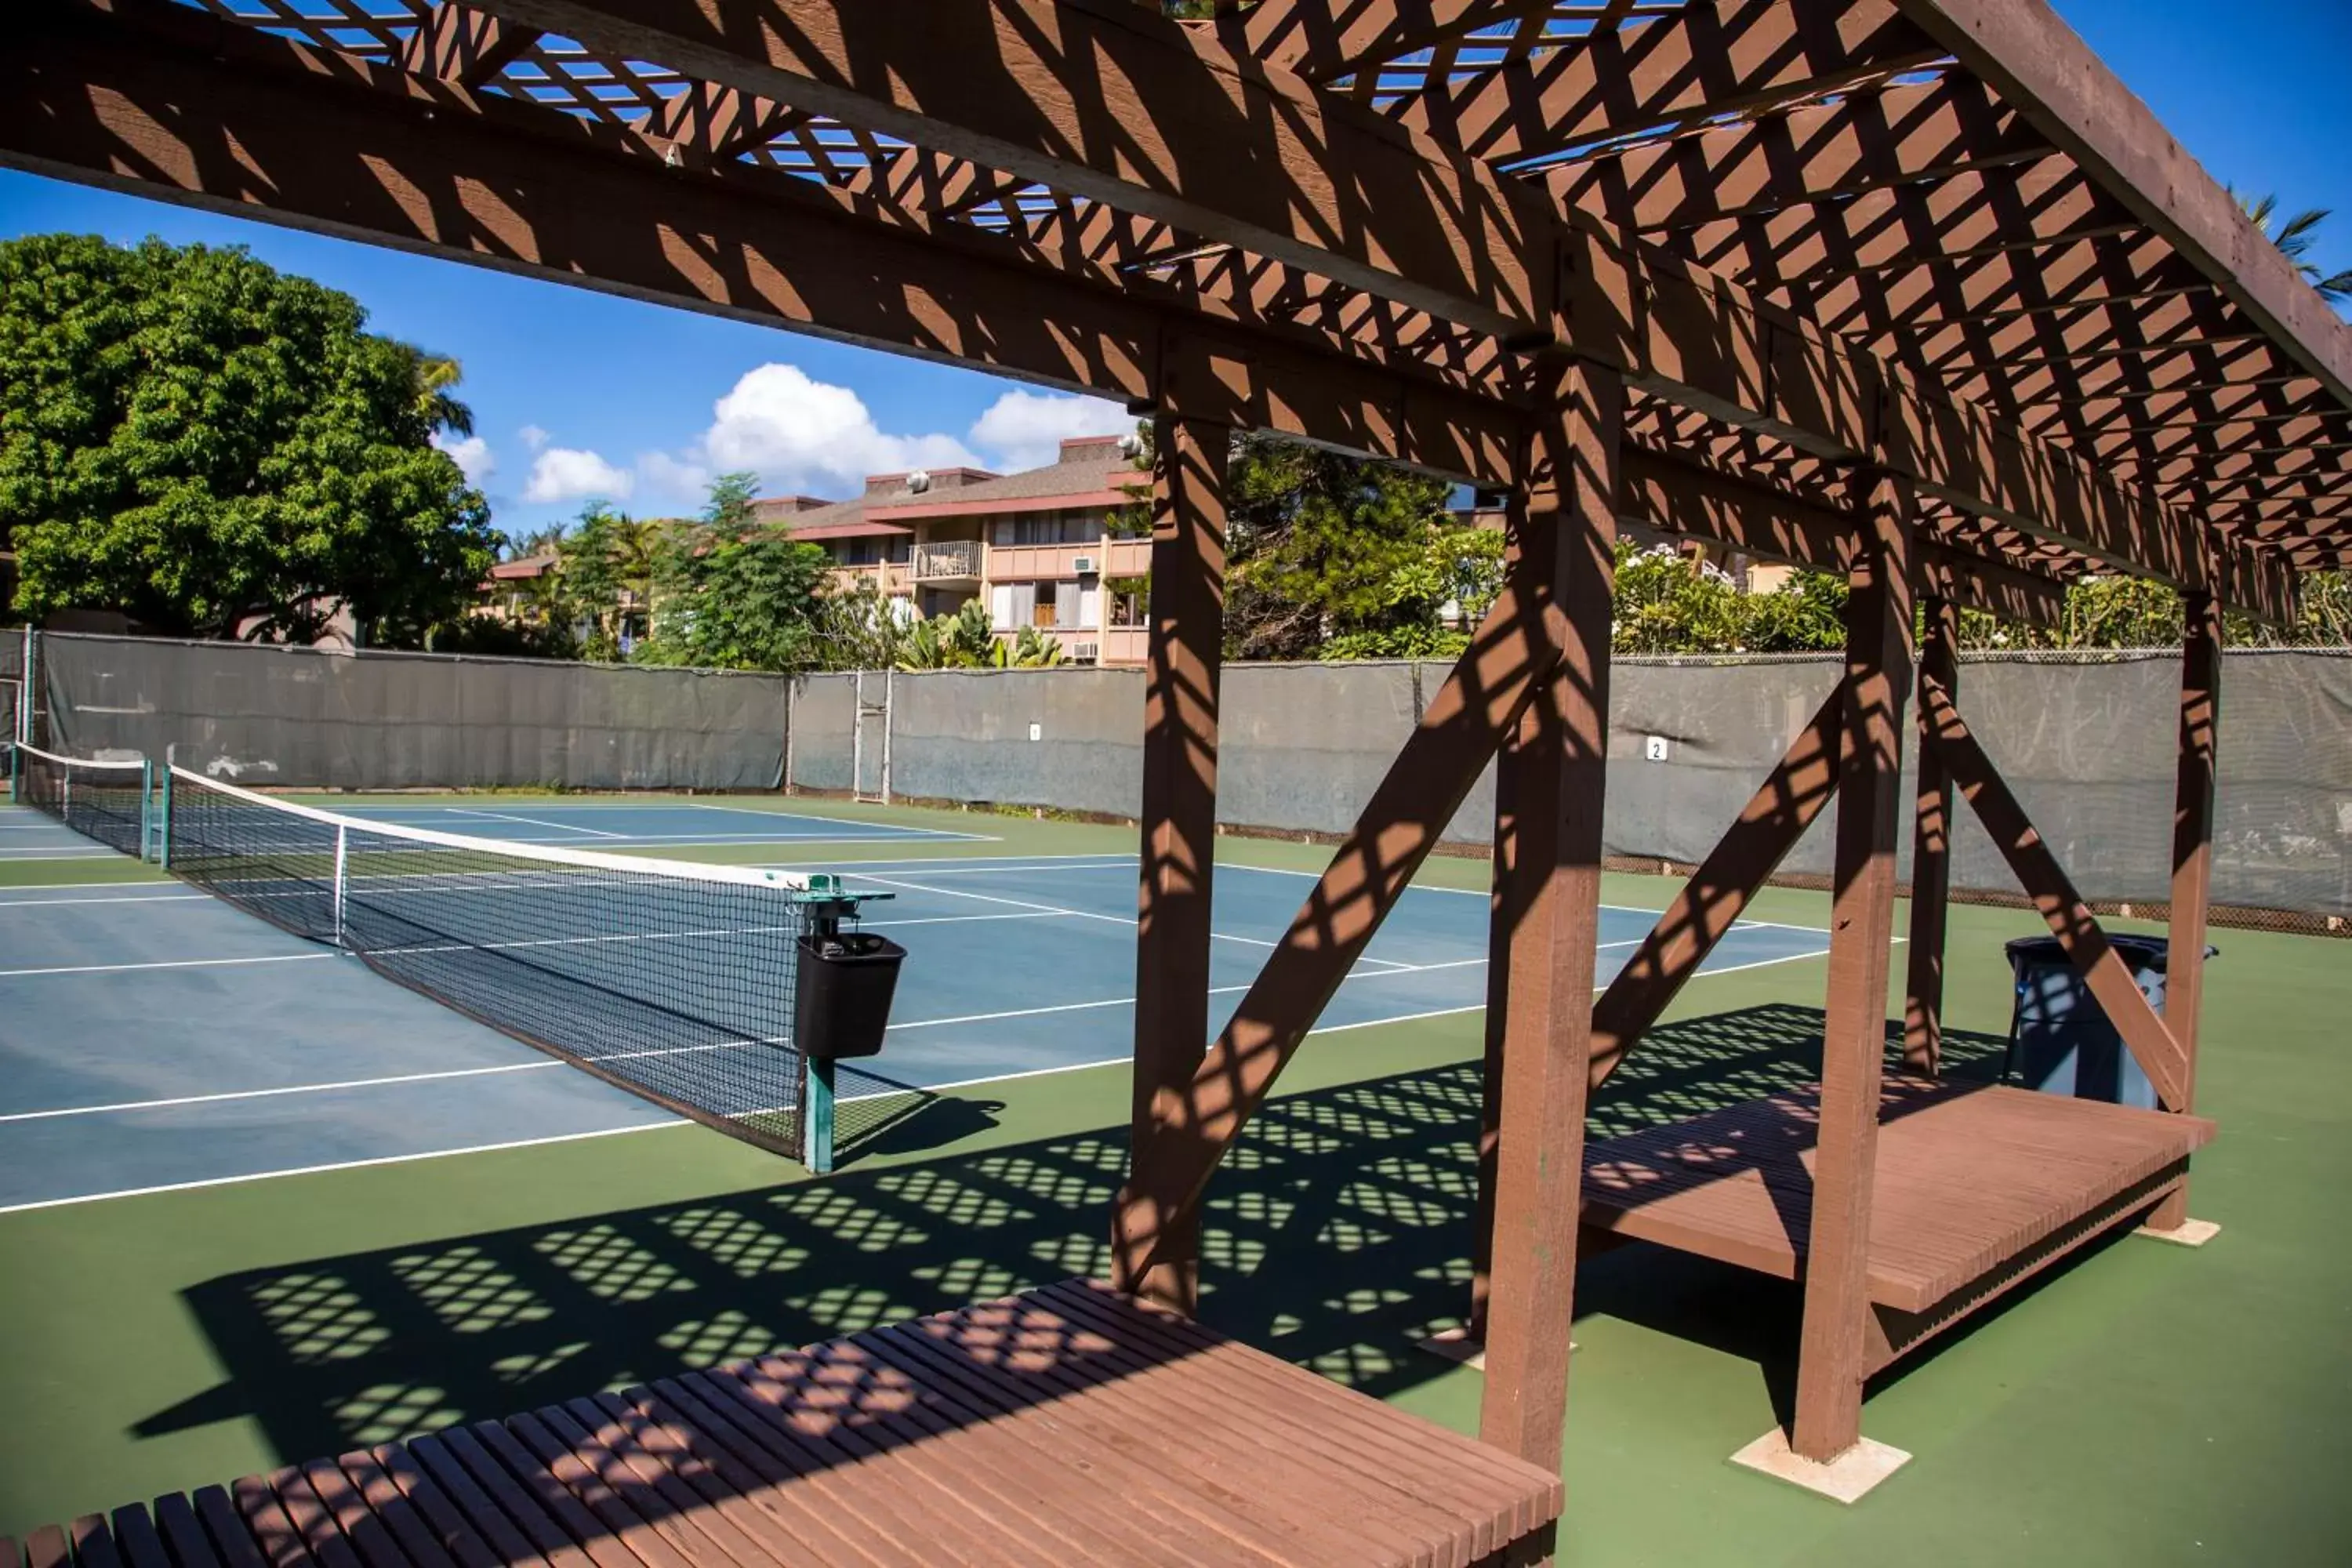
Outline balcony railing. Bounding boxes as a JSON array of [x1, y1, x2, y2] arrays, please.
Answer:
[[912, 541, 982, 581]]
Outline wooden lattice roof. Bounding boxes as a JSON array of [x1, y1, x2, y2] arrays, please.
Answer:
[[10, 0, 2349, 614]]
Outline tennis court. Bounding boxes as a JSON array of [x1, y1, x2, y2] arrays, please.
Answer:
[[0, 796, 1831, 1212]]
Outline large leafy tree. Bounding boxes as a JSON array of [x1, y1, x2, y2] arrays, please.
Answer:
[[0, 234, 496, 642], [639, 471, 833, 670]]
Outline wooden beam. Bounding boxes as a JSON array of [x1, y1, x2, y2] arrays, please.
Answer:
[[1218, 1, 1563, 84], [0, 0, 1526, 487], [1903, 596, 1959, 1075], [1893, 0, 2352, 411], [1480, 358, 1621, 1471], [652, 82, 804, 164], [1109, 550, 1566, 1292], [1116, 413, 1230, 1316], [1791, 467, 1915, 1465], [1621, 446, 2073, 627], [2147, 585, 2221, 1231], [1559, 74, 2049, 232], [1398, 0, 1947, 165], [1918, 672, 2192, 1110], [398, 2, 540, 88], [477, 0, 1558, 341], [1586, 688, 1845, 1090]]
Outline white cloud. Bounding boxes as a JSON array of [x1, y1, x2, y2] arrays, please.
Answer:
[[635, 449, 713, 508], [524, 446, 633, 504], [518, 424, 551, 452], [687, 362, 983, 496], [431, 432, 495, 486], [968, 389, 1131, 472]]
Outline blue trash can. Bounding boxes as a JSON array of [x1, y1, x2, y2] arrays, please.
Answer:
[[2002, 935, 2211, 1109]]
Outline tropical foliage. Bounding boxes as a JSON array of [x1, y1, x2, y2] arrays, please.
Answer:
[[2236, 191, 2352, 304], [0, 234, 496, 644]]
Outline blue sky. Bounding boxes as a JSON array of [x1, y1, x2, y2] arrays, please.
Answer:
[[0, 0, 2344, 541]]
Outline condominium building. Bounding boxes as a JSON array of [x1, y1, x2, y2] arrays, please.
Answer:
[[757, 434, 1155, 665]]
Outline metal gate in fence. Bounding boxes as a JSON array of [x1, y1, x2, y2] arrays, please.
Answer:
[[851, 669, 892, 804]]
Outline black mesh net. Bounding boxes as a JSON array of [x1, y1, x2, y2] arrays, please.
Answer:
[[163, 768, 869, 1158], [12, 742, 147, 858]]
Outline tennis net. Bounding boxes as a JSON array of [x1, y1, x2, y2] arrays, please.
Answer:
[[9, 742, 151, 858], [163, 766, 884, 1158]]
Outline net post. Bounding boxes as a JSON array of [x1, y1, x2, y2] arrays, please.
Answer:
[[158, 756, 174, 869], [803, 1057, 837, 1174], [332, 823, 349, 946]]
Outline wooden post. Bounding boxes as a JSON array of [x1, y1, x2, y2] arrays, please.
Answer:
[[2148, 587, 2220, 1230], [1791, 470, 1915, 1464], [1113, 413, 1229, 1315], [1468, 662, 1528, 1343], [1479, 358, 1621, 1472], [1903, 596, 1958, 1075]]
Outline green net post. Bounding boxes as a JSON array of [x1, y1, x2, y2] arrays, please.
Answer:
[[803, 1057, 837, 1175], [157, 760, 173, 869]]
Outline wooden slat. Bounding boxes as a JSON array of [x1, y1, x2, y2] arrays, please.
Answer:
[[149, 1495, 233, 1568], [365, 1444, 507, 1568], [19, 1285, 1561, 1568], [104, 1510, 170, 1568], [1581, 1080, 2216, 1313], [68, 1519, 122, 1568]]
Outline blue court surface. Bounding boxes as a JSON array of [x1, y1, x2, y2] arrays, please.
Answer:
[[0, 804, 1834, 1212]]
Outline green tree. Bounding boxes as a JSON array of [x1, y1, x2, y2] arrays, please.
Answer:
[[1221, 434, 1461, 659], [637, 471, 831, 670], [0, 234, 496, 644], [383, 339, 476, 438]]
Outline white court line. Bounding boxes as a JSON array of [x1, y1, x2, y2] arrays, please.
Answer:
[[852, 870, 1360, 962], [0, 1061, 564, 1123], [0, 952, 336, 978], [448, 808, 627, 840], [760, 852, 1129, 873], [688, 801, 987, 840], [0, 891, 205, 909], [0, 931, 1512, 1121], [0, 938, 1836, 1213], [0, 1121, 682, 1215]]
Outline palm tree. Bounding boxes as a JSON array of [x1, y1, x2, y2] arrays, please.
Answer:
[[384, 339, 477, 437], [2235, 191, 2352, 304]]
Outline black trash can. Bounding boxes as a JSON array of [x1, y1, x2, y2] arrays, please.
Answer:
[[795, 931, 907, 1061], [2002, 935, 2211, 1109]]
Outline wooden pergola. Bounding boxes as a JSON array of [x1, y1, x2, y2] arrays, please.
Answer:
[[8, 0, 2348, 1515]]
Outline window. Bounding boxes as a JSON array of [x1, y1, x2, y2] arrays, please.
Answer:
[[993, 512, 1103, 546]]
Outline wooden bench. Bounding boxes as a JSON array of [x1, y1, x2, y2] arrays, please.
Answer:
[[1581, 1078, 2216, 1370], [2, 1279, 1561, 1568]]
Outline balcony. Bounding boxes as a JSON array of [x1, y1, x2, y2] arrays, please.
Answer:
[[987, 537, 1151, 583], [826, 560, 910, 595], [912, 541, 982, 583]]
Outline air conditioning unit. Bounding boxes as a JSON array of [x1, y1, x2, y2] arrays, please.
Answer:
[[1072, 554, 1098, 575], [1071, 641, 1101, 664]]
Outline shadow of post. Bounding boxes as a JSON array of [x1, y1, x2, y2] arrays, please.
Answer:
[[138, 1004, 2012, 1462]]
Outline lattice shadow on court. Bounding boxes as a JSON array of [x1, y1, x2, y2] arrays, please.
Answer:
[[137, 1004, 2015, 1463]]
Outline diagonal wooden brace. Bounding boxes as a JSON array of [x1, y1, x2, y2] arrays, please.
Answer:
[[1109, 556, 1566, 1290], [1586, 686, 1846, 1093], [1919, 672, 2191, 1110]]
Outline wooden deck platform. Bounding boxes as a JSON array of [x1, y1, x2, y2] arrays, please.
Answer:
[[1581, 1080, 2215, 1369], [0, 1279, 1561, 1568]]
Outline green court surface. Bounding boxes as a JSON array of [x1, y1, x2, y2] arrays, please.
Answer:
[[2, 798, 2347, 1563]]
